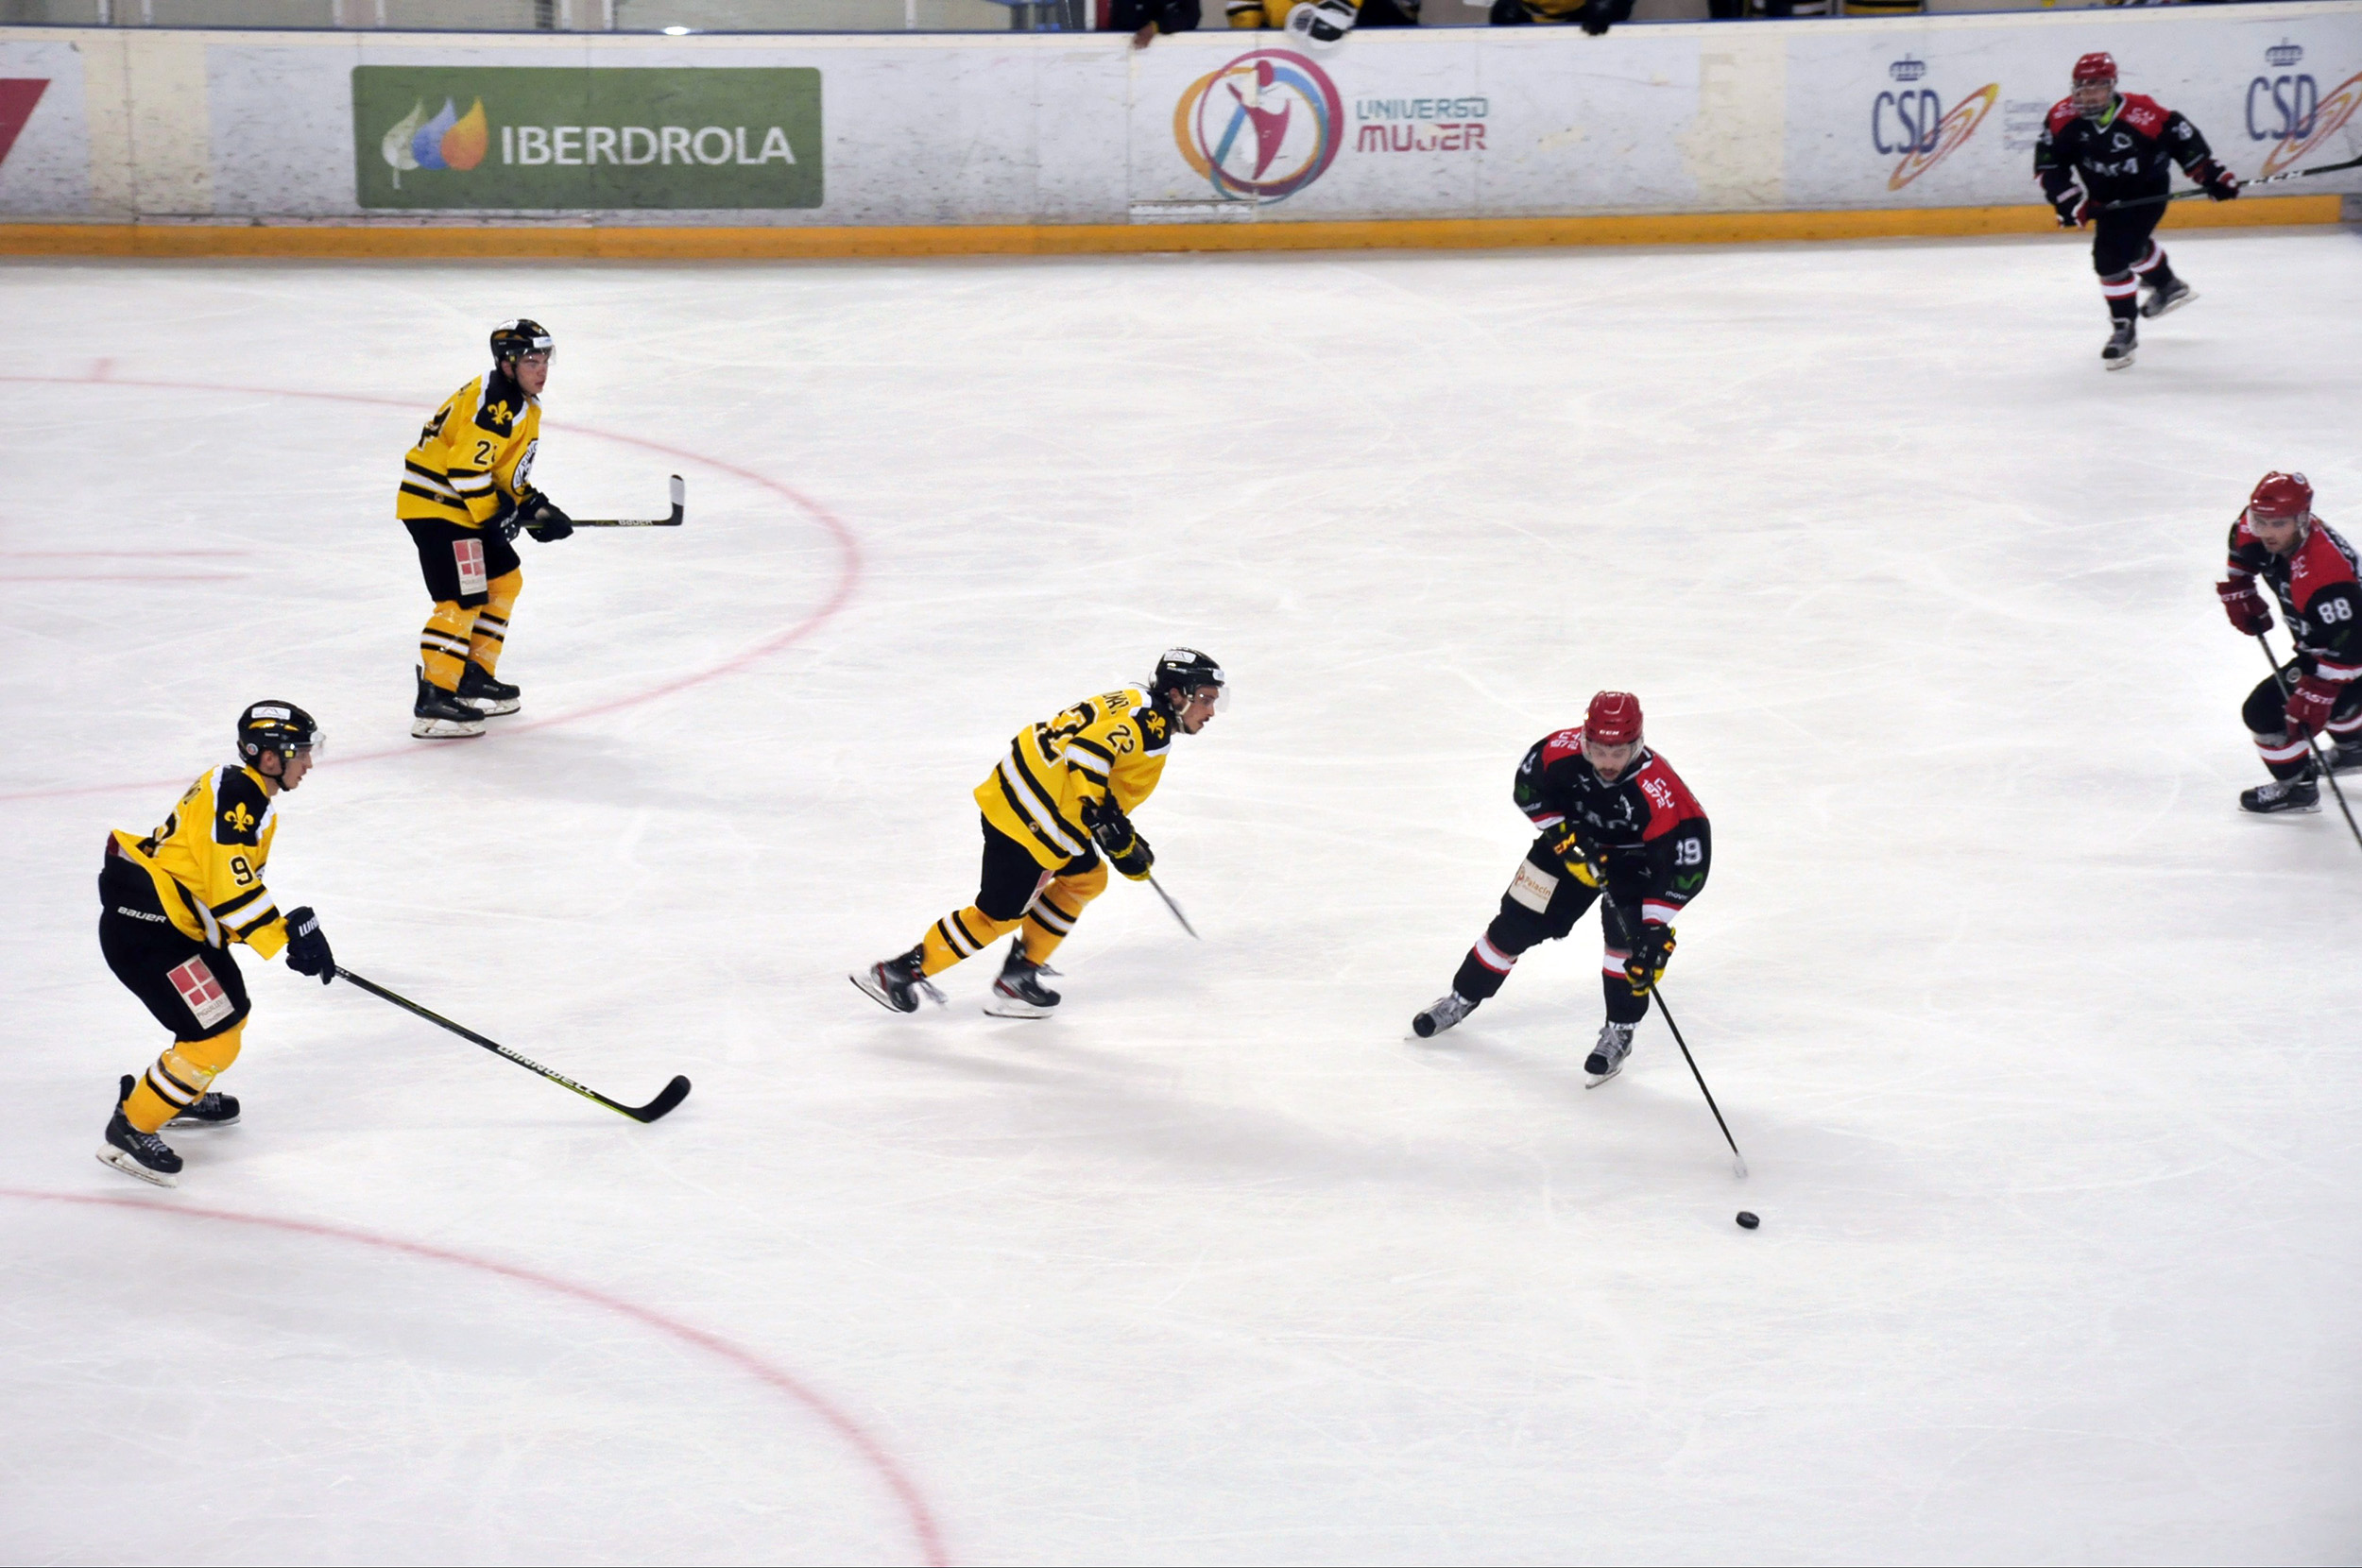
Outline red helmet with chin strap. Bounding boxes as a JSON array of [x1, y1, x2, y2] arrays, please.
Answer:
[[2071, 51, 2116, 86], [1585, 690, 1643, 747], [2247, 470, 2314, 528]]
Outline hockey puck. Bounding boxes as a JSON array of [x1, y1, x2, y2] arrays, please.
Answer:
[[1735, 1211, 1759, 1230]]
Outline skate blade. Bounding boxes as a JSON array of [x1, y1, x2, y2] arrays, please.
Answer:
[[1583, 1064, 1624, 1089], [2102, 352, 2135, 372], [166, 1114, 239, 1130], [95, 1147, 177, 1187], [2142, 288, 2197, 319], [410, 718, 486, 739], [2240, 803, 2321, 816], [459, 697, 521, 717], [982, 999, 1053, 1019], [848, 971, 914, 1014]]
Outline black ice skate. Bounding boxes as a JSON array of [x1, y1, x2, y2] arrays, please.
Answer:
[[1584, 1020, 1635, 1086], [121, 1072, 239, 1130], [456, 660, 522, 717], [1412, 992, 1475, 1038], [2239, 776, 2319, 814], [2101, 319, 2137, 370], [2327, 738, 2362, 775], [97, 1106, 182, 1187], [850, 946, 943, 1014], [412, 671, 487, 740], [983, 945, 1061, 1019], [2139, 277, 2197, 319]]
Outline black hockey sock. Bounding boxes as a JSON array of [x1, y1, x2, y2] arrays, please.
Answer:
[[2108, 293, 2139, 324], [1452, 946, 1514, 1002]]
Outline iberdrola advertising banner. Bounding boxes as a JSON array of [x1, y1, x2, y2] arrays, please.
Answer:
[[351, 66, 822, 210]]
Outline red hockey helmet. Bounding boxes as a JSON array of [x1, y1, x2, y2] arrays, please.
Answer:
[[2247, 470, 2314, 528], [1585, 690, 1644, 746], [2071, 51, 2117, 114], [2071, 51, 2117, 86]]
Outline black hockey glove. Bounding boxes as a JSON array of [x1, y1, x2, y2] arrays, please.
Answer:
[[1085, 799, 1155, 881], [2189, 157, 2239, 201], [282, 906, 334, 984], [2050, 186, 2089, 229], [1622, 919, 1673, 997], [1577, 0, 1619, 34], [523, 498, 573, 542], [488, 498, 523, 543]]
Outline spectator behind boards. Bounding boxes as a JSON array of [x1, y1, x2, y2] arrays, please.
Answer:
[[1108, 0, 1199, 47]]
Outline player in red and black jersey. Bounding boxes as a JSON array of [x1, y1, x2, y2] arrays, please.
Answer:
[[2217, 472, 2362, 814], [2034, 51, 2238, 369], [1411, 690, 1710, 1082]]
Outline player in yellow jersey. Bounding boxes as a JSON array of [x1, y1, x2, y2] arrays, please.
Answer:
[[1226, 0, 1359, 44], [97, 703, 335, 1186], [399, 318, 575, 740], [853, 650, 1228, 1018]]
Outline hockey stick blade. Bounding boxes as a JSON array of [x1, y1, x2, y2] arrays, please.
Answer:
[[1146, 873, 1199, 938], [572, 473, 687, 528], [334, 966, 693, 1124]]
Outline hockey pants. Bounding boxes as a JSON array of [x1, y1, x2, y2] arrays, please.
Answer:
[[99, 849, 251, 1134], [2091, 206, 2173, 322], [2245, 661, 2362, 778], [918, 816, 1109, 976], [1449, 837, 1652, 1028], [407, 519, 522, 691]]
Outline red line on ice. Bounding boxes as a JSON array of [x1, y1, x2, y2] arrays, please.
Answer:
[[0, 371, 864, 803], [0, 1186, 952, 1567]]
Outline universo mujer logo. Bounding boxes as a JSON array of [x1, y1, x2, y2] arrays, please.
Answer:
[[1172, 50, 1344, 204]]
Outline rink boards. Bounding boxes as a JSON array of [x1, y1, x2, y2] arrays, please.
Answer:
[[0, 0, 2356, 243]]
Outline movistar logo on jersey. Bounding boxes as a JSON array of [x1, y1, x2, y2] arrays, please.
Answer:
[[352, 67, 822, 211]]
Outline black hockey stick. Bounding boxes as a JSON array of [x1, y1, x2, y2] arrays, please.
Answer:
[[570, 474, 686, 528], [1596, 884, 1748, 1178], [1145, 873, 1199, 939], [2097, 152, 2362, 212], [334, 966, 693, 1123], [2254, 634, 2362, 851]]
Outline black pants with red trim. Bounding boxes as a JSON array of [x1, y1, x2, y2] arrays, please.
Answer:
[[97, 851, 249, 1042], [1449, 836, 1651, 1027], [2244, 658, 2362, 779], [2092, 203, 2172, 319]]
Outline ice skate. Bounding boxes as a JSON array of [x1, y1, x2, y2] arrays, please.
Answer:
[[2101, 318, 2137, 370], [1412, 992, 1474, 1039], [1583, 1019, 1635, 1085], [851, 946, 943, 1014], [2239, 776, 2319, 814], [97, 1107, 181, 1187], [2139, 277, 2196, 319], [412, 672, 486, 740], [122, 1072, 239, 1130], [2326, 738, 2362, 775], [455, 660, 522, 717], [983, 945, 1061, 1019]]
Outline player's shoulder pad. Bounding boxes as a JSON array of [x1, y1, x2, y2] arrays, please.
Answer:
[[1632, 752, 1704, 837], [2118, 94, 2168, 134], [2044, 99, 2081, 133], [213, 766, 272, 846], [2291, 525, 2361, 596], [473, 372, 522, 437], [1536, 725, 1585, 770]]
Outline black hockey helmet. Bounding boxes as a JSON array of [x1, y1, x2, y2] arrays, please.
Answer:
[[236, 700, 322, 766], [1150, 648, 1228, 711], [489, 317, 555, 366]]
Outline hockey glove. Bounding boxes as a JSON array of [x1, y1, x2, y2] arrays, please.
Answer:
[[1548, 823, 1602, 885], [2284, 673, 2341, 739], [1085, 800, 1155, 881], [282, 906, 334, 984], [524, 498, 573, 543], [2051, 187, 2090, 229], [1622, 919, 1674, 997], [1577, 0, 1617, 35], [2190, 158, 2240, 201], [2217, 577, 2272, 636], [488, 498, 523, 543]]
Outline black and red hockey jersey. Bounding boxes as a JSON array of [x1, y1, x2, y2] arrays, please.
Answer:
[[2227, 516, 2362, 685], [2034, 94, 2216, 205], [1513, 727, 1710, 926]]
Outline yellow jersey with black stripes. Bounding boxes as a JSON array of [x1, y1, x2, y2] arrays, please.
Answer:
[[396, 367, 543, 531], [111, 766, 290, 959], [977, 687, 1173, 870]]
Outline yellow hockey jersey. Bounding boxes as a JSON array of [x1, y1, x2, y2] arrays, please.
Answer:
[[977, 687, 1172, 871], [396, 367, 544, 531], [111, 766, 290, 959]]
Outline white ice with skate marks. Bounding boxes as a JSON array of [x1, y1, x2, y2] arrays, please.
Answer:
[[3, 229, 2360, 1563]]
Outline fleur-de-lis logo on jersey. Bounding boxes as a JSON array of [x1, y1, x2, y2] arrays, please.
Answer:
[[487, 398, 513, 425], [223, 802, 256, 834], [1143, 711, 1169, 741]]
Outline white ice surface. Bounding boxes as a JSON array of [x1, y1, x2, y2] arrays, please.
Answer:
[[3, 230, 2360, 1566]]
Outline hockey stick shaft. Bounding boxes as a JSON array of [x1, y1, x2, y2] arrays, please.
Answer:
[[333, 966, 692, 1123], [1146, 873, 1199, 938], [1595, 883, 1747, 1177], [2097, 152, 2362, 212], [568, 473, 686, 528], [2254, 635, 2362, 851]]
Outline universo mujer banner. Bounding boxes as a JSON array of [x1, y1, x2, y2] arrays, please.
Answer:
[[0, 3, 2353, 226]]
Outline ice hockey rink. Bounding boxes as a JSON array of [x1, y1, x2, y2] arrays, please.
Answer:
[[4, 226, 2359, 1564]]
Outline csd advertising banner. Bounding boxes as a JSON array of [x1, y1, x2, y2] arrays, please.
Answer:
[[0, 3, 2354, 226], [352, 66, 822, 209]]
